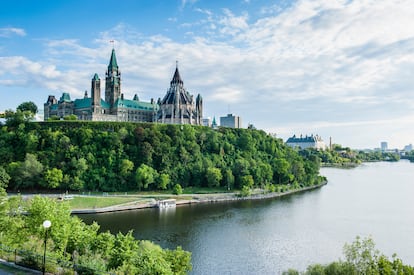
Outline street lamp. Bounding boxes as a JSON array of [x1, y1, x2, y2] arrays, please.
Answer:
[[42, 220, 51, 275]]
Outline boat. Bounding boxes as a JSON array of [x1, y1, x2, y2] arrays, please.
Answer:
[[157, 199, 176, 209]]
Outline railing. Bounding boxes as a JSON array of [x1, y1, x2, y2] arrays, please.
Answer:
[[0, 244, 113, 274]]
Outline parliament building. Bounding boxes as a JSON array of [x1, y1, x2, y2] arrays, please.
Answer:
[[44, 49, 203, 125]]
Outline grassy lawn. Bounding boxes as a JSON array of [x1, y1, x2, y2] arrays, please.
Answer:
[[182, 186, 233, 194], [67, 196, 148, 209]]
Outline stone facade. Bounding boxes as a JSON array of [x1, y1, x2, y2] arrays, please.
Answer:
[[44, 50, 202, 125], [157, 65, 203, 125], [286, 134, 326, 150]]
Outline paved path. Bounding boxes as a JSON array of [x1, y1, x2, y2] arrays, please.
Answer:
[[0, 261, 40, 274]]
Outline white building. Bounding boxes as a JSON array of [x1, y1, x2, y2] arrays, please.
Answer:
[[202, 117, 212, 127], [286, 134, 326, 150]]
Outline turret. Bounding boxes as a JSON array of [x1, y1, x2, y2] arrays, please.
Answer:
[[91, 73, 101, 113], [105, 49, 121, 113]]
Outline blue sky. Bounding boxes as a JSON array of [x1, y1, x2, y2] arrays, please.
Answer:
[[1, 0, 414, 149]]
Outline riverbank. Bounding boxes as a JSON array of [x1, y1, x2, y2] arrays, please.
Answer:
[[71, 182, 327, 214]]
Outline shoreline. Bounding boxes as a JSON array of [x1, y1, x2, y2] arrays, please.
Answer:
[[72, 182, 327, 215]]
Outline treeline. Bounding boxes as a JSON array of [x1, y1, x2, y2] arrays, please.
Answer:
[[299, 145, 400, 168], [405, 150, 414, 162], [0, 194, 191, 274], [0, 113, 323, 192]]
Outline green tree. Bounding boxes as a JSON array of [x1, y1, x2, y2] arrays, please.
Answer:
[[173, 183, 183, 195], [8, 153, 43, 189], [224, 169, 235, 190], [43, 168, 63, 189], [4, 109, 34, 128], [17, 101, 38, 114], [157, 173, 170, 190], [63, 114, 77, 120], [135, 164, 158, 190], [206, 167, 223, 188], [343, 236, 380, 274], [240, 175, 254, 189], [0, 167, 10, 194]]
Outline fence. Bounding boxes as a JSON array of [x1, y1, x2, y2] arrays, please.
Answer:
[[0, 244, 112, 275]]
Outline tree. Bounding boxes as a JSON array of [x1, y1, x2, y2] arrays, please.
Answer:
[[343, 236, 379, 274], [135, 164, 158, 190], [8, 153, 43, 189], [119, 159, 134, 179], [157, 173, 170, 190], [173, 183, 183, 195], [4, 109, 34, 128], [224, 169, 235, 190], [43, 168, 63, 189], [63, 114, 77, 120], [240, 175, 254, 189], [206, 167, 223, 188], [0, 167, 10, 195], [284, 236, 414, 275], [17, 101, 38, 115]]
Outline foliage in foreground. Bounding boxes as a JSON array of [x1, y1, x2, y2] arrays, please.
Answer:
[[0, 195, 191, 274], [284, 236, 414, 275]]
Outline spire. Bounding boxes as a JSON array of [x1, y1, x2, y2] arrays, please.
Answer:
[[108, 49, 118, 70], [170, 61, 183, 85]]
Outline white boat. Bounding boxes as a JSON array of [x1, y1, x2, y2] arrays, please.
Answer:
[[157, 199, 176, 209]]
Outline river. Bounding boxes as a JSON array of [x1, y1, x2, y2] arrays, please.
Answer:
[[79, 161, 414, 274]]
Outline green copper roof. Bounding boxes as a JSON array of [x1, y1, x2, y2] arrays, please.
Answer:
[[74, 98, 110, 109], [59, 92, 71, 103], [93, 73, 100, 80], [115, 98, 159, 111], [108, 49, 118, 69]]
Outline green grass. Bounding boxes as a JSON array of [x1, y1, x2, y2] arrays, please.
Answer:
[[181, 186, 233, 194], [67, 196, 147, 209]]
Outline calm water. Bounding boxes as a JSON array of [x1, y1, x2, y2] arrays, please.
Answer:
[[79, 161, 414, 274]]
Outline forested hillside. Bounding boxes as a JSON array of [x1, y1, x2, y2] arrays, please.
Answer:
[[0, 118, 322, 192]]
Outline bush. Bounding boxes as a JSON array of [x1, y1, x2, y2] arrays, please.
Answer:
[[239, 185, 251, 197], [173, 184, 183, 195]]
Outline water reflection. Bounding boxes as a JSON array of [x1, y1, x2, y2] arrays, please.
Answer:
[[79, 161, 414, 274]]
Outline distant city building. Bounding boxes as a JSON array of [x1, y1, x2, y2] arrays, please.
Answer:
[[202, 117, 212, 127], [380, 142, 388, 151], [404, 144, 413, 152], [220, 113, 242, 128], [286, 134, 326, 150], [44, 49, 203, 125]]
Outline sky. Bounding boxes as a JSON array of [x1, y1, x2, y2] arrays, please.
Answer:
[[1, 0, 414, 149]]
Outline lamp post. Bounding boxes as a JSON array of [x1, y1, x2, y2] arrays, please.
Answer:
[[42, 220, 51, 275]]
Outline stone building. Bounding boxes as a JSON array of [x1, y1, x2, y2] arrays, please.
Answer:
[[286, 134, 326, 150], [44, 49, 159, 122], [157, 64, 203, 125]]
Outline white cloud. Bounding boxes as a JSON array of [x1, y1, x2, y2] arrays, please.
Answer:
[[2, 0, 414, 148], [0, 27, 26, 37], [181, 0, 198, 9]]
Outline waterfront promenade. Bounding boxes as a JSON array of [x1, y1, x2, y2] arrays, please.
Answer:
[[71, 182, 326, 214]]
